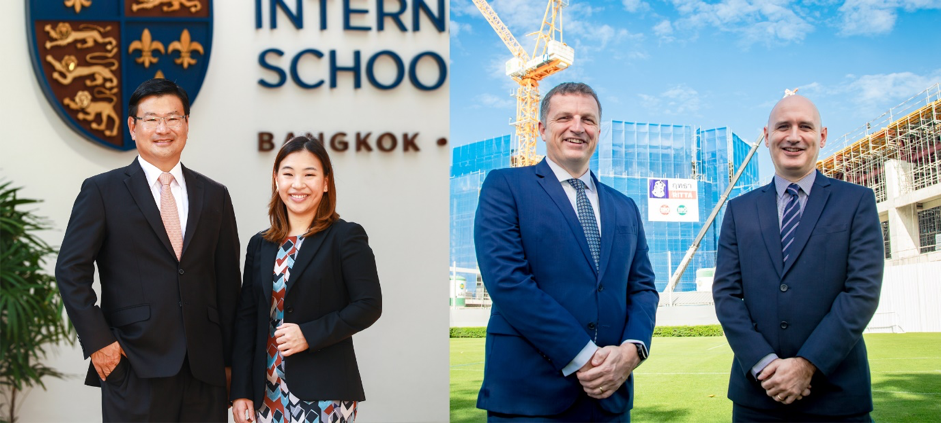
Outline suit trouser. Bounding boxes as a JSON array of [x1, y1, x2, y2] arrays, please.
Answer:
[[100, 355, 227, 422], [732, 403, 873, 423], [487, 392, 631, 423]]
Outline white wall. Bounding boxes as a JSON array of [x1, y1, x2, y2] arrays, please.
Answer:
[[1, 1, 449, 422], [869, 262, 941, 333]]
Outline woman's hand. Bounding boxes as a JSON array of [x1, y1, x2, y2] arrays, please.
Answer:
[[232, 399, 255, 423], [275, 323, 310, 356]]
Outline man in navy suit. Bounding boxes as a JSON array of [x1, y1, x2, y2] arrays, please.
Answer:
[[474, 82, 659, 422], [713, 94, 883, 422]]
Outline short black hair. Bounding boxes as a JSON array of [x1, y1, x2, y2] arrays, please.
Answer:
[[128, 78, 191, 117], [539, 82, 601, 124]]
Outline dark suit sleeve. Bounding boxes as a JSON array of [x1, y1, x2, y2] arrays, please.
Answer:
[[796, 189, 883, 376], [297, 222, 382, 352], [713, 201, 776, 376], [215, 187, 241, 367], [230, 234, 259, 402], [54, 178, 117, 358], [474, 171, 590, 368], [619, 198, 659, 351]]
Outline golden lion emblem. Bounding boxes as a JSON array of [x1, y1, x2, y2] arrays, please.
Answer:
[[63, 89, 120, 137], [44, 23, 116, 51], [131, 0, 202, 13], [46, 54, 119, 89]]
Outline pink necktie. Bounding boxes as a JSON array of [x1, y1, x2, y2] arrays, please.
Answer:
[[158, 172, 183, 260]]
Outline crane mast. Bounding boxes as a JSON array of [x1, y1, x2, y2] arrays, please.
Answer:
[[472, 0, 575, 167]]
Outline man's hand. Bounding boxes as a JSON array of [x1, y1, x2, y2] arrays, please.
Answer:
[[275, 323, 309, 357], [575, 343, 640, 399], [758, 357, 815, 404], [90, 341, 125, 381], [232, 399, 255, 423]]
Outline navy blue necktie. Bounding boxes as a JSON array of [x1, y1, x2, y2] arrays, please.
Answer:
[[781, 183, 801, 265], [567, 179, 600, 270]]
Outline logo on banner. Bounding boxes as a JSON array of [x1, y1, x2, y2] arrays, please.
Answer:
[[650, 179, 668, 199], [27, 0, 213, 151], [648, 178, 700, 222]]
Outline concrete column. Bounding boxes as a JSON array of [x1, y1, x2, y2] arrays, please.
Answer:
[[885, 159, 921, 258]]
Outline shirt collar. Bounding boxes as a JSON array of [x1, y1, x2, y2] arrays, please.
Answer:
[[546, 157, 596, 193], [774, 170, 815, 197], [137, 155, 184, 188]]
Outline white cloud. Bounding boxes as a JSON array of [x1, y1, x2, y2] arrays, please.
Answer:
[[837, 0, 941, 36], [474, 92, 516, 110], [805, 70, 941, 122], [653, 19, 674, 42], [638, 84, 703, 117], [663, 0, 815, 46], [843, 70, 941, 108], [450, 20, 472, 38], [450, 0, 486, 17], [622, 0, 650, 13]]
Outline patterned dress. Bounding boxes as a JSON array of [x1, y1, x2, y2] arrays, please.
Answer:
[[256, 236, 358, 423]]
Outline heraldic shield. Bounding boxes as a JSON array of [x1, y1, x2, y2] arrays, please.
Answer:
[[27, 0, 213, 151]]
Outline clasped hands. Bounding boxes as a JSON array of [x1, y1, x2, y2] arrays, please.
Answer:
[[757, 357, 816, 405], [233, 323, 309, 423], [575, 343, 641, 400]]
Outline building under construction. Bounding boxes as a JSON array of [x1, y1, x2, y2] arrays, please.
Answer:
[[818, 84, 941, 261]]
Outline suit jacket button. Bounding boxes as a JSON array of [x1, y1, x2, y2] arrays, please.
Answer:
[[587, 322, 596, 330], [287, 307, 294, 314], [780, 321, 789, 329], [780, 284, 788, 292], [598, 285, 604, 292], [178, 269, 184, 275]]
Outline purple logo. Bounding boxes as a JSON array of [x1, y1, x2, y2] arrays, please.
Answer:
[[649, 179, 669, 199]]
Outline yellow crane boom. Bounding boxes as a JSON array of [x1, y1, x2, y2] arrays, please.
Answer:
[[472, 0, 574, 167]]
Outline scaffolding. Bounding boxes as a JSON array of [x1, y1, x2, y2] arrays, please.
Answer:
[[818, 83, 941, 202]]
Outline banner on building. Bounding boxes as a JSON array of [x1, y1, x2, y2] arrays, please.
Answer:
[[647, 178, 699, 222]]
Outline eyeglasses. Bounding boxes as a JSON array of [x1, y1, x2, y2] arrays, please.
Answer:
[[134, 114, 187, 130]]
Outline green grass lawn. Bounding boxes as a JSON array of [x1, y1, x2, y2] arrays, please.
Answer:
[[450, 333, 941, 422]]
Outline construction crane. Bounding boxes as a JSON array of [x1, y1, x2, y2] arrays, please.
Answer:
[[472, 0, 575, 167]]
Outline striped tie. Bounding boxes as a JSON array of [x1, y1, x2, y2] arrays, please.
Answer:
[[781, 183, 801, 265], [567, 179, 600, 270]]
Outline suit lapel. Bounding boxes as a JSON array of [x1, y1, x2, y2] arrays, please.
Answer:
[[757, 181, 784, 279], [534, 160, 597, 276], [124, 159, 177, 260], [180, 165, 204, 259], [595, 174, 614, 283], [285, 226, 330, 295], [782, 172, 831, 277], [261, 239, 278, 304]]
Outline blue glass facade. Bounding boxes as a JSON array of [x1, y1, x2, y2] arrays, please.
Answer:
[[450, 123, 759, 293], [450, 135, 513, 292]]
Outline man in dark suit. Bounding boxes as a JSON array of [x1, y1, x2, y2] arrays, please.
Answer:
[[55, 79, 241, 422], [474, 82, 660, 422], [713, 94, 883, 422]]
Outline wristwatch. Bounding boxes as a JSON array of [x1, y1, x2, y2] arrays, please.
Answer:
[[632, 342, 648, 360]]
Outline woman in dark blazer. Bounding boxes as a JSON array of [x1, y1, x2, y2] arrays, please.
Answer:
[[231, 135, 382, 423]]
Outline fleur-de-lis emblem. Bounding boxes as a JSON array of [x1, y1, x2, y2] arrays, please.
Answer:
[[128, 28, 165, 68], [168, 29, 203, 70], [64, 0, 92, 13]]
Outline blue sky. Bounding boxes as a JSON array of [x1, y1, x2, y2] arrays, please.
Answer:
[[449, 0, 941, 182]]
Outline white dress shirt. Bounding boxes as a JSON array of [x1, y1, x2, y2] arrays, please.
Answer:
[[137, 155, 189, 239], [545, 157, 601, 235], [545, 158, 647, 376]]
